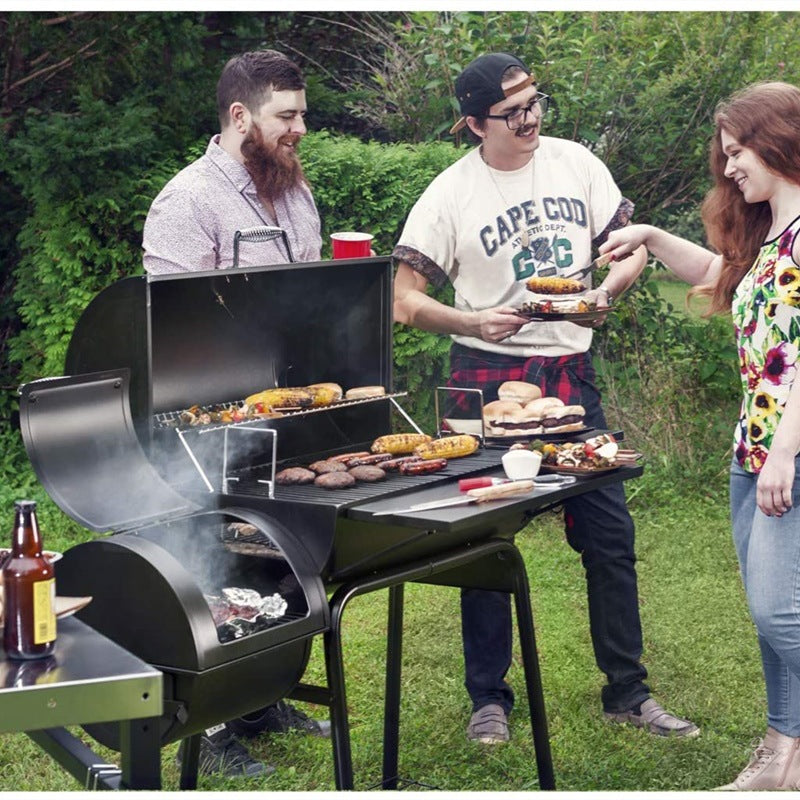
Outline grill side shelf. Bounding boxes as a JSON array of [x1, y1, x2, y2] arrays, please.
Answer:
[[349, 464, 646, 531]]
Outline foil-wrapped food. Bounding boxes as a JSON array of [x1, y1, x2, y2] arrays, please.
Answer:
[[205, 587, 288, 641]]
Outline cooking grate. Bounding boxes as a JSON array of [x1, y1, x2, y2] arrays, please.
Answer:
[[154, 393, 408, 432], [220, 522, 282, 558], [228, 448, 504, 509]]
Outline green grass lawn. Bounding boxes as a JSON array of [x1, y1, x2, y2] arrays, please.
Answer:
[[0, 470, 763, 791], [653, 276, 710, 318]]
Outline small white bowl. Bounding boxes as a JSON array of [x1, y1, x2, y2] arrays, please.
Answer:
[[502, 449, 543, 481]]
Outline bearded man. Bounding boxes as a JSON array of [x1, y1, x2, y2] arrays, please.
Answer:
[[143, 49, 321, 273], [141, 50, 328, 778]]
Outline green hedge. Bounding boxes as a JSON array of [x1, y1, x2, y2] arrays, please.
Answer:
[[4, 129, 738, 474]]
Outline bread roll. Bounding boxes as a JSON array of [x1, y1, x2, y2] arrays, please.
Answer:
[[483, 400, 543, 435], [543, 404, 586, 432], [345, 385, 386, 400], [497, 381, 542, 405], [523, 397, 565, 417], [483, 400, 523, 421]]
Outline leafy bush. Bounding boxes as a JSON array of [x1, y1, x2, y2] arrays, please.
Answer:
[[593, 265, 739, 487]]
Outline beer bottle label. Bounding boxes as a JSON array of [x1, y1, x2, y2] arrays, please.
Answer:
[[32, 578, 56, 645]]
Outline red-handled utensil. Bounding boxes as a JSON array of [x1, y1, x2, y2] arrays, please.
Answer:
[[458, 477, 509, 492]]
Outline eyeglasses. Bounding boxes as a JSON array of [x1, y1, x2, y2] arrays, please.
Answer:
[[483, 94, 550, 130]]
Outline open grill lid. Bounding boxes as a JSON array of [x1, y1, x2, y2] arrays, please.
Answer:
[[64, 258, 394, 433], [18, 369, 199, 532]]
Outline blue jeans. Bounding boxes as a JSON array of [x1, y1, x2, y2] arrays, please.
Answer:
[[461, 353, 651, 715], [730, 457, 800, 736]]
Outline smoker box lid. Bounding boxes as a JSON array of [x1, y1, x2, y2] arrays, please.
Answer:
[[18, 369, 199, 533]]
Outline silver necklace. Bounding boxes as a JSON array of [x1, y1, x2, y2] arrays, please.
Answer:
[[481, 145, 534, 249]]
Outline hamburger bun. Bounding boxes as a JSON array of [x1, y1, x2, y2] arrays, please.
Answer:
[[497, 380, 542, 405], [483, 400, 523, 421], [543, 404, 586, 432], [546, 421, 586, 433], [483, 400, 543, 435], [345, 385, 386, 400], [523, 397, 565, 417]]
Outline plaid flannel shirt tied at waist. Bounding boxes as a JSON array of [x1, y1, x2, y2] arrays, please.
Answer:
[[447, 343, 596, 411]]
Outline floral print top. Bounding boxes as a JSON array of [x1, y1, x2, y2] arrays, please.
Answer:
[[732, 215, 800, 472]]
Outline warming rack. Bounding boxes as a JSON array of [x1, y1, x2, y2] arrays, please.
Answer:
[[153, 392, 412, 432]]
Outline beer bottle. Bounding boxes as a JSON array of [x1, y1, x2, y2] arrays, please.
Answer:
[[2, 500, 56, 659]]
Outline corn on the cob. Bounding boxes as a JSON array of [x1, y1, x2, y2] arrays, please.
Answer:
[[413, 434, 479, 460], [244, 387, 314, 409], [306, 383, 343, 407], [371, 433, 432, 455]]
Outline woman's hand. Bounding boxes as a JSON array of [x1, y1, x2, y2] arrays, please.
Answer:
[[757, 450, 796, 516], [599, 225, 654, 262]]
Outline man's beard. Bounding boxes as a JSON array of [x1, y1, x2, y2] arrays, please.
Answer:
[[240, 123, 306, 203]]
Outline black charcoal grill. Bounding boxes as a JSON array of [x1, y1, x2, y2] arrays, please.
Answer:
[[18, 257, 643, 790]]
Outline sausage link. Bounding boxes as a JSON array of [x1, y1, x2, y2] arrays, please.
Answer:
[[399, 457, 448, 475], [381, 455, 424, 471], [329, 451, 371, 463], [347, 453, 394, 467]]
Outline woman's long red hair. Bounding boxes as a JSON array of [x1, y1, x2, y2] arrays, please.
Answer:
[[697, 81, 800, 314]]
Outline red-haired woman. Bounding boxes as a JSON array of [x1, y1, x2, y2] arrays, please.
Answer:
[[601, 81, 800, 791]]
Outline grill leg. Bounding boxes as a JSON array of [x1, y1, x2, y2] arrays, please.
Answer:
[[178, 734, 201, 790], [509, 548, 555, 790], [324, 585, 359, 790], [382, 584, 404, 789], [119, 716, 162, 789]]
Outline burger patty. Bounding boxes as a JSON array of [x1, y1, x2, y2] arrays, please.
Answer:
[[275, 466, 316, 485], [315, 471, 356, 489], [309, 459, 348, 474], [541, 414, 584, 428], [348, 465, 387, 482], [489, 420, 542, 430]]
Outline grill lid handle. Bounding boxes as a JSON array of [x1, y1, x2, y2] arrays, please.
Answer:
[[233, 226, 295, 266]]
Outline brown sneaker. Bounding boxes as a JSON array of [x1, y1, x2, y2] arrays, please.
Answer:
[[604, 698, 700, 738], [466, 704, 509, 744], [715, 727, 800, 790]]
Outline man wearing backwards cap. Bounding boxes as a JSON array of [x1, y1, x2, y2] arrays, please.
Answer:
[[393, 53, 698, 745]]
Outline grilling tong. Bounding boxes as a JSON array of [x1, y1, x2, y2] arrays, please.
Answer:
[[372, 474, 576, 516], [539, 250, 634, 283], [562, 252, 613, 283]]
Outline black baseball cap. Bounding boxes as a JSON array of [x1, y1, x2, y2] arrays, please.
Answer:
[[450, 53, 536, 134]]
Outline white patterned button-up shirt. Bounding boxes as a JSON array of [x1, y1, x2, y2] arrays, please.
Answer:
[[143, 135, 322, 274]]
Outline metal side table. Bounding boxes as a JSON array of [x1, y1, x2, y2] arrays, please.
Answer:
[[0, 615, 163, 790]]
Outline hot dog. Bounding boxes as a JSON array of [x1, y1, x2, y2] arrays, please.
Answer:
[[399, 457, 448, 475], [347, 453, 395, 467], [381, 455, 424, 471], [329, 451, 371, 463]]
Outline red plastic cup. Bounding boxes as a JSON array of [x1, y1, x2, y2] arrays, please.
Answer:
[[330, 231, 373, 259]]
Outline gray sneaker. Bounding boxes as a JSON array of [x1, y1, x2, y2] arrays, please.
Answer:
[[466, 704, 510, 744], [604, 698, 700, 738]]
